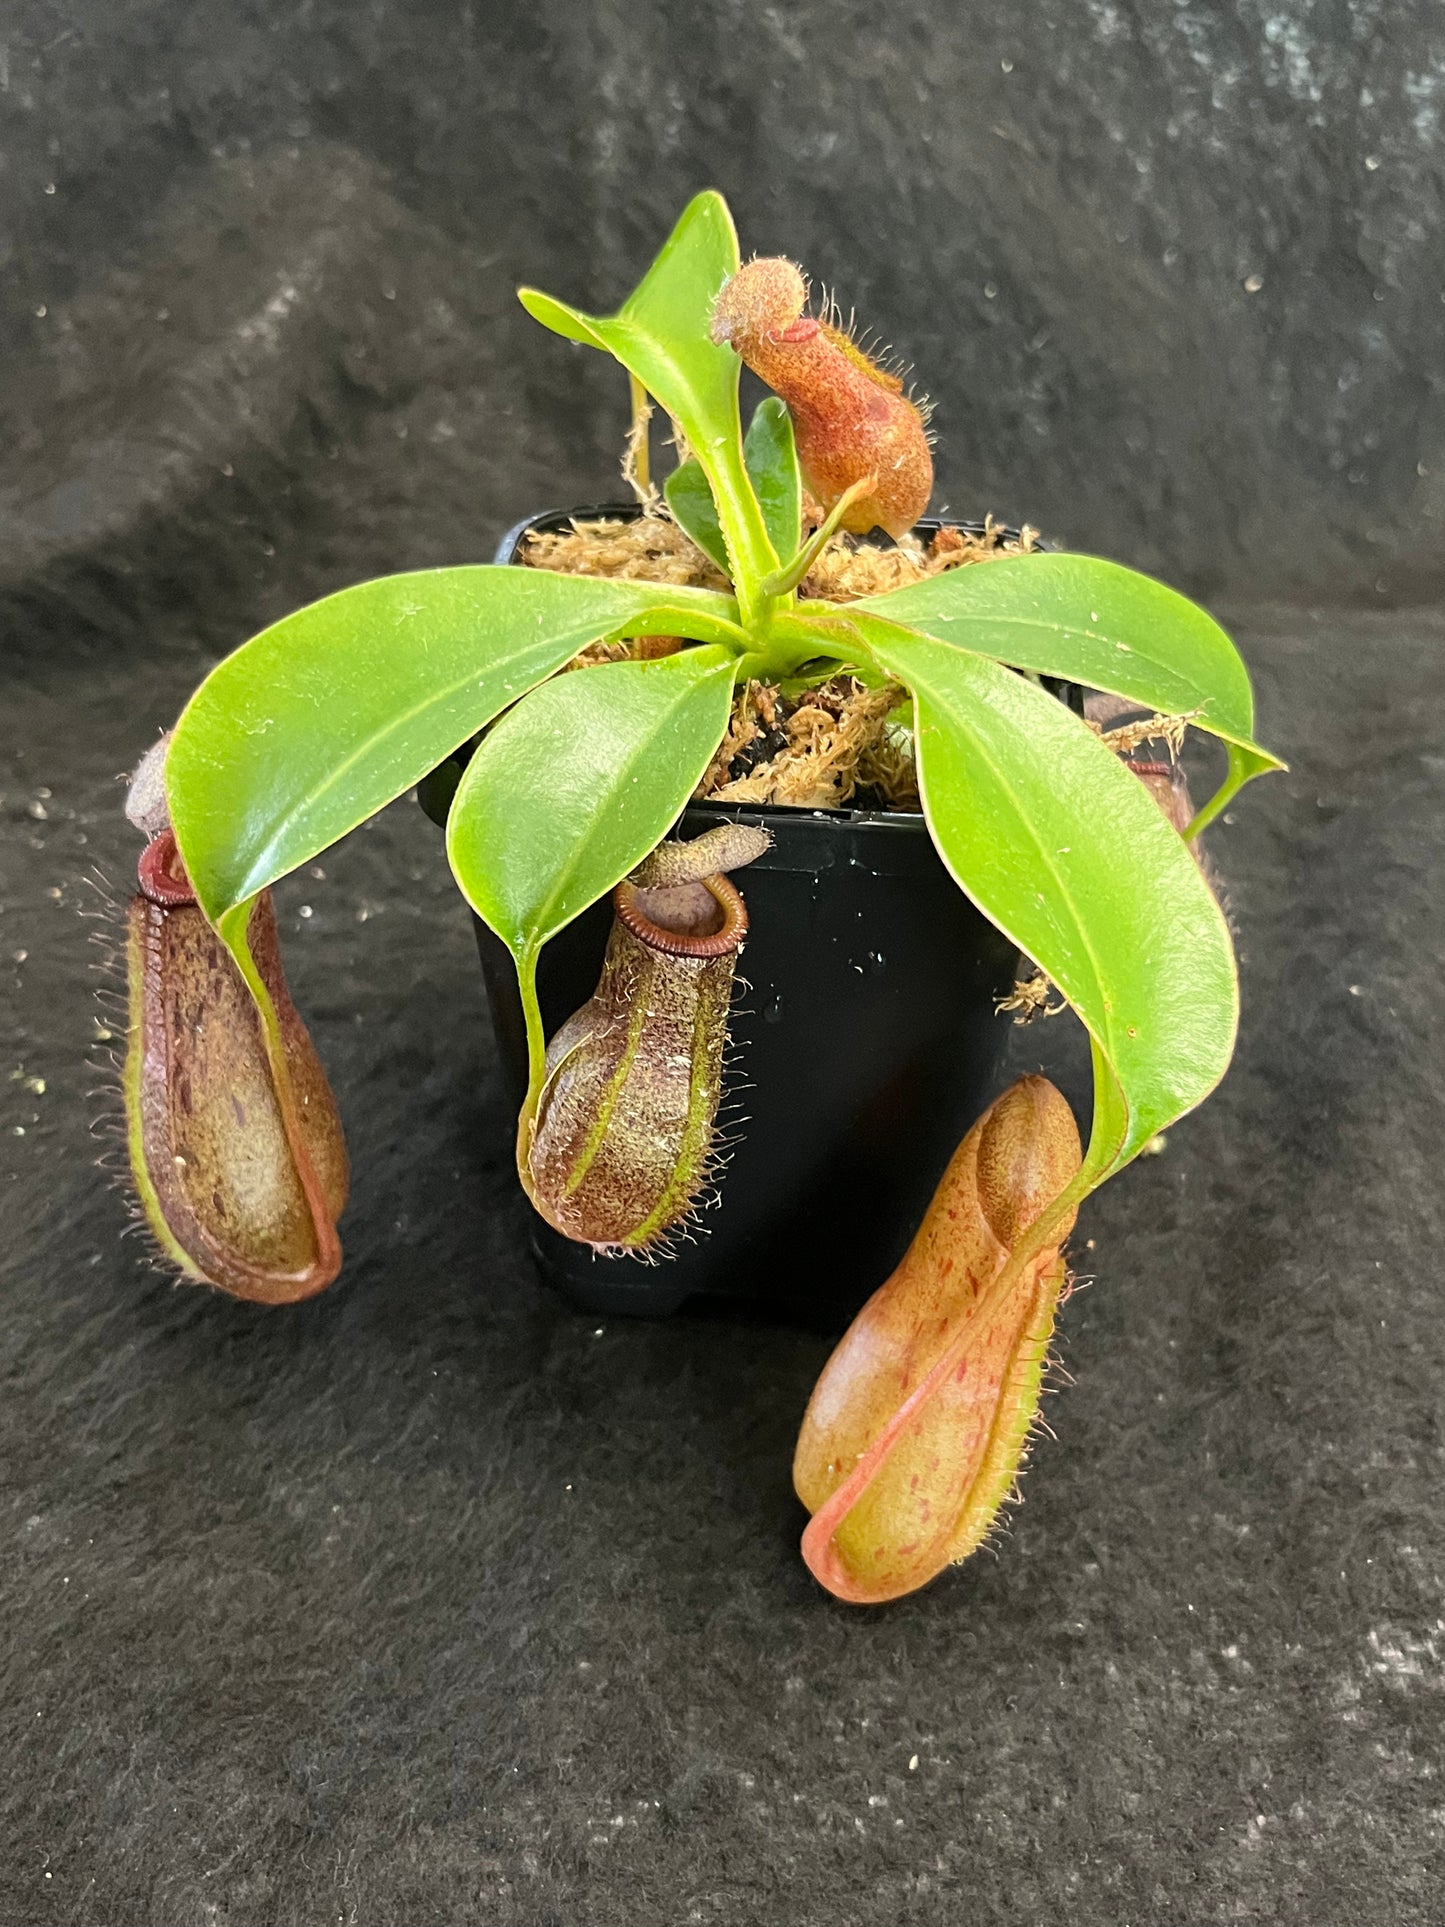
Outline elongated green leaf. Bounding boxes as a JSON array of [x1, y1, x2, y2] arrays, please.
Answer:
[[519, 192, 779, 614], [664, 399, 803, 582], [855, 552, 1281, 771], [744, 397, 801, 563], [167, 565, 742, 929], [866, 628, 1238, 1175], [664, 458, 730, 574], [445, 646, 736, 962]]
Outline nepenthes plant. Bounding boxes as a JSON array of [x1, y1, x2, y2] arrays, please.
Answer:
[[120, 190, 1282, 1602]]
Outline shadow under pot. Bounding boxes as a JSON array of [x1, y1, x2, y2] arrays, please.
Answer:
[[419, 504, 1072, 1324]]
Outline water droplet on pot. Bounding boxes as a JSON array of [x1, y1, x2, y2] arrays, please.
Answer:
[[763, 994, 785, 1024]]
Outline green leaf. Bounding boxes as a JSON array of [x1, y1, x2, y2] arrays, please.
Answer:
[[167, 564, 743, 930], [664, 399, 803, 583], [445, 645, 736, 966], [865, 627, 1239, 1178], [855, 552, 1282, 773], [664, 457, 730, 574], [744, 397, 802, 563], [519, 191, 779, 617]]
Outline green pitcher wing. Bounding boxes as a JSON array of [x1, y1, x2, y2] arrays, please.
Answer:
[[866, 627, 1239, 1177], [519, 191, 778, 609], [166, 564, 742, 930], [855, 551, 1281, 769]]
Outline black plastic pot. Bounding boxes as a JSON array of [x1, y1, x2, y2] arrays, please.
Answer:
[[419, 506, 1058, 1323]]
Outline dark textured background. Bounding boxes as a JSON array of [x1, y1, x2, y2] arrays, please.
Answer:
[[3, 3, 1445, 1922]]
